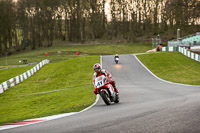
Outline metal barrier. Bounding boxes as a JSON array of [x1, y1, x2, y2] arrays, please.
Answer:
[[161, 46, 200, 63], [168, 32, 200, 47], [0, 59, 50, 94]]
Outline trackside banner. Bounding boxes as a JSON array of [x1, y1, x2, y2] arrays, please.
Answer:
[[0, 59, 50, 95]]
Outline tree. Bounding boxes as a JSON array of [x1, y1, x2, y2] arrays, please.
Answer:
[[0, 0, 16, 55]]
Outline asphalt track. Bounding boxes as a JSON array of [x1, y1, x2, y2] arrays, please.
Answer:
[[2, 54, 200, 133]]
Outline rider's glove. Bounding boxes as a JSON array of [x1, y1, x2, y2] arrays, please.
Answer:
[[107, 78, 111, 83]]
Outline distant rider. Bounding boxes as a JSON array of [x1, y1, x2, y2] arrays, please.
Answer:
[[93, 63, 119, 94], [114, 54, 119, 60]]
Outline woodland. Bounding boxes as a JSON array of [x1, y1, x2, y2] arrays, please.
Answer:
[[0, 0, 200, 55]]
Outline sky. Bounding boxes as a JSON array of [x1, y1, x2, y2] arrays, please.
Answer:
[[105, 0, 111, 21]]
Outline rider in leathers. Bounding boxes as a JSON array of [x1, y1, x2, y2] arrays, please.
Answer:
[[93, 63, 119, 94]]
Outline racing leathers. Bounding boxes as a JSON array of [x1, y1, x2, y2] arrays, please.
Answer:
[[93, 69, 118, 94]]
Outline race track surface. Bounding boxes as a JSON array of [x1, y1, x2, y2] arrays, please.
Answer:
[[2, 54, 200, 133]]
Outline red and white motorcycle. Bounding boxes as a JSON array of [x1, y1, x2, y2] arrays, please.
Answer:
[[94, 75, 119, 105]]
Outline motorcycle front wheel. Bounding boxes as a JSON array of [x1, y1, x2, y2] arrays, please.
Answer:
[[100, 91, 111, 105]]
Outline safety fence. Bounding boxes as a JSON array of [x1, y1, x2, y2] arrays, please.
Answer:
[[161, 46, 200, 62], [161, 46, 178, 52], [0, 59, 50, 94], [168, 32, 200, 47]]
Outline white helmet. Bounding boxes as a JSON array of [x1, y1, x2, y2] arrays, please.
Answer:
[[93, 63, 101, 73]]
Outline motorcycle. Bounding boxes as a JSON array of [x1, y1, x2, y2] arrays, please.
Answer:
[[114, 56, 119, 64], [94, 75, 119, 105]]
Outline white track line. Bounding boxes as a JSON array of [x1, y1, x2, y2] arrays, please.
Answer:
[[0, 95, 99, 131], [0, 56, 102, 131], [100, 55, 103, 67], [134, 54, 200, 87]]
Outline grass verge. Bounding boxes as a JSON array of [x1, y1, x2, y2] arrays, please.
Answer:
[[0, 42, 151, 125], [0, 42, 152, 66], [137, 52, 200, 85], [0, 42, 151, 85], [0, 56, 98, 125]]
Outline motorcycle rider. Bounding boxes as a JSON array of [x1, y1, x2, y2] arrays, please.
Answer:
[[114, 54, 119, 60], [93, 63, 119, 95], [114, 54, 119, 63]]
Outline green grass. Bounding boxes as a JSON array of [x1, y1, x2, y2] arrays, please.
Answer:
[[0, 65, 34, 83], [0, 42, 151, 125], [1, 42, 200, 125], [0, 42, 152, 85], [137, 52, 200, 85], [0, 56, 97, 125], [0, 42, 152, 66]]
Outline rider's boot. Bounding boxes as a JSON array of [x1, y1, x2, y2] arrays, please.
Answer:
[[115, 87, 119, 99]]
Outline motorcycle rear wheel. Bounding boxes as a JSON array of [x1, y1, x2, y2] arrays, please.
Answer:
[[100, 91, 111, 105]]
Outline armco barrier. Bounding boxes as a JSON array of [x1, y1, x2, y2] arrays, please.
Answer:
[[161, 46, 178, 52], [161, 46, 200, 62], [0, 59, 50, 95]]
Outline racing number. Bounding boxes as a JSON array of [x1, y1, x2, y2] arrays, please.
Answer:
[[97, 80, 103, 87]]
